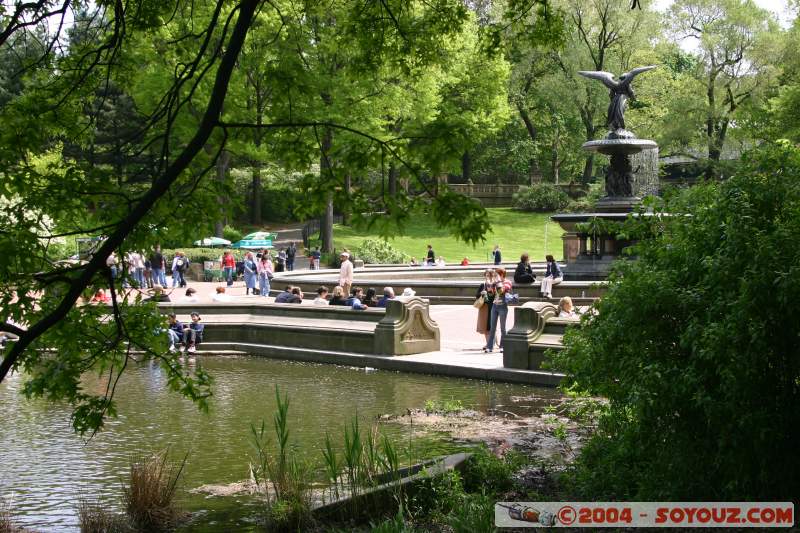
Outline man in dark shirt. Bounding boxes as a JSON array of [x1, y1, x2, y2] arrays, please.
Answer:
[[286, 242, 297, 271], [275, 286, 303, 303], [426, 244, 435, 265], [150, 246, 166, 287]]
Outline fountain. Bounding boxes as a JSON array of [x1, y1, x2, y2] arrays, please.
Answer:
[[551, 65, 658, 280]]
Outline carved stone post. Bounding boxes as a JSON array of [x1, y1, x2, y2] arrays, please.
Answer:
[[503, 302, 558, 369], [373, 297, 440, 355]]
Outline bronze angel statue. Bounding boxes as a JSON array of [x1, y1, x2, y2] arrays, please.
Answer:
[[578, 66, 656, 134]]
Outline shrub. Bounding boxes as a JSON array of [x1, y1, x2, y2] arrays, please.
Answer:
[[122, 451, 187, 531], [352, 239, 409, 265], [460, 445, 521, 496], [222, 225, 243, 244], [552, 143, 800, 500], [513, 184, 569, 212]]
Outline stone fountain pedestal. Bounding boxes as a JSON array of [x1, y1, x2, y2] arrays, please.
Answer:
[[551, 134, 658, 281]]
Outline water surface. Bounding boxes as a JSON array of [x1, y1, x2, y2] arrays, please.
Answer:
[[0, 356, 560, 531]]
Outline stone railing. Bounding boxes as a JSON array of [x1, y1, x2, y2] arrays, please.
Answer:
[[164, 296, 440, 357], [503, 302, 579, 370], [374, 297, 440, 355]]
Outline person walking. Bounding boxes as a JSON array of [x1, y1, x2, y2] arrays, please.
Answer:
[[311, 246, 321, 270], [492, 244, 502, 265], [274, 248, 285, 272], [425, 244, 435, 265], [485, 268, 512, 353], [513, 253, 535, 284], [150, 246, 167, 287], [106, 252, 118, 280], [257, 253, 274, 298], [171, 251, 187, 288], [243, 251, 258, 295], [339, 252, 354, 296], [540, 254, 563, 299], [286, 242, 297, 271], [221, 250, 236, 287]]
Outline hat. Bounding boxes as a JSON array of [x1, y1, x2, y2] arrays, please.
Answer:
[[340, 252, 350, 258], [402, 287, 416, 297]]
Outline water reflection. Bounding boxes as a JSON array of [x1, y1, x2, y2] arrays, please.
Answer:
[[0, 356, 560, 532]]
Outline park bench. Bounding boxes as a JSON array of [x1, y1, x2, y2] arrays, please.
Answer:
[[161, 297, 440, 356]]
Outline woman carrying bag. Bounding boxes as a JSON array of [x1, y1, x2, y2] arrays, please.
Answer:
[[475, 269, 498, 350]]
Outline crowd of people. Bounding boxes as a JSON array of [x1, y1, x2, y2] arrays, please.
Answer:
[[87, 240, 576, 356]]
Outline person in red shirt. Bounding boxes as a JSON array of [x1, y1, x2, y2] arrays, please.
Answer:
[[460, 257, 470, 266], [222, 251, 236, 287]]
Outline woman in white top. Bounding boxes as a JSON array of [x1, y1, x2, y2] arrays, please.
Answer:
[[558, 296, 578, 318], [313, 286, 330, 305]]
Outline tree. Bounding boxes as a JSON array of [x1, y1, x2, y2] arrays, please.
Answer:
[[0, 0, 500, 434], [667, 0, 781, 166], [552, 143, 800, 500]]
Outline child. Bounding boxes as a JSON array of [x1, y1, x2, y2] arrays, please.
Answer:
[[183, 312, 204, 353]]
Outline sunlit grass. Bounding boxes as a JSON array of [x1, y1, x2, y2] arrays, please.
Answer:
[[333, 208, 563, 263]]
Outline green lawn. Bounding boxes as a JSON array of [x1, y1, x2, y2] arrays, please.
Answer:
[[333, 208, 563, 263]]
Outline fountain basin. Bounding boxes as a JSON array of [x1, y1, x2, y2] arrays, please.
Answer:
[[582, 138, 657, 156]]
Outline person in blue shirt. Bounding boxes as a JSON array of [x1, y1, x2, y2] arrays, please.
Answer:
[[167, 313, 183, 352], [492, 244, 502, 265], [540, 254, 563, 299], [345, 287, 368, 310], [183, 312, 204, 353], [377, 287, 395, 308]]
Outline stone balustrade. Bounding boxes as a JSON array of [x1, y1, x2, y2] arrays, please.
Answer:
[[503, 302, 580, 370]]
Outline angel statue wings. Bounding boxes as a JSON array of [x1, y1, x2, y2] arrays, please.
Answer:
[[578, 66, 656, 135]]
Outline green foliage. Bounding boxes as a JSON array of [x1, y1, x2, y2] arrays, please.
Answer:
[[460, 445, 522, 496], [552, 143, 800, 500], [411, 469, 464, 517], [221, 225, 243, 244], [513, 184, 569, 212], [353, 239, 410, 265], [77, 500, 132, 533], [445, 491, 497, 533], [423, 398, 464, 414]]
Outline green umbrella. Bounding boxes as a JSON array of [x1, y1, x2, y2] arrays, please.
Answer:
[[241, 231, 278, 240], [193, 237, 232, 247]]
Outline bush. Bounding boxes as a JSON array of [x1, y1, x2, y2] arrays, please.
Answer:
[[513, 184, 569, 212], [222, 225, 243, 244], [352, 239, 409, 265], [552, 143, 800, 500], [460, 445, 521, 496]]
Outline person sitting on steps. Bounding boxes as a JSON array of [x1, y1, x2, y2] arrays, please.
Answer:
[[540, 254, 563, 299], [514, 253, 536, 284], [183, 312, 204, 353]]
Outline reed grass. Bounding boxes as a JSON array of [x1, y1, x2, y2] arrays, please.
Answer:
[[0, 499, 20, 533], [121, 450, 187, 531], [77, 500, 131, 533]]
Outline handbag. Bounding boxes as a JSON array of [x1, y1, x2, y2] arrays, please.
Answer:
[[473, 297, 484, 309]]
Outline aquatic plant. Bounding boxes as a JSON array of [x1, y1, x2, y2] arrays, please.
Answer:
[[0, 498, 23, 533], [249, 386, 312, 530], [77, 500, 131, 533], [423, 398, 464, 414], [121, 450, 187, 531]]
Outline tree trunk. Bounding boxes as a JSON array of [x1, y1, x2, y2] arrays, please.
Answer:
[[251, 165, 262, 225], [320, 127, 334, 253], [582, 155, 594, 182], [342, 173, 352, 226], [388, 163, 397, 196], [215, 150, 231, 237], [462, 151, 472, 182]]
